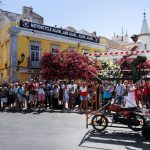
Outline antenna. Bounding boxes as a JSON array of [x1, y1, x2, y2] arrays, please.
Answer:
[[121, 26, 124, 41], [126, 29, 128, 36]]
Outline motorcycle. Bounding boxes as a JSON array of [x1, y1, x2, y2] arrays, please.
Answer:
[[91, 101, 146, 132]]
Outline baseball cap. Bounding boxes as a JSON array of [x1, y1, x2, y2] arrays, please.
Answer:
[[130, 34, 138, 38]]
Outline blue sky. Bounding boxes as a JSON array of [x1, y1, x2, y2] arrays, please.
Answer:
[[1, 0, 150, 39]]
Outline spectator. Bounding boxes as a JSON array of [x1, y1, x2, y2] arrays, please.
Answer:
[[135, 83, 143, 108], [37, 82, 45, 110], [8, 83, 15, 109], [59, 80, 64, 106], [63, 83, 69, 110], [142, 81, 150, 109], [52, 84, 60, 109], [29, 80, 37, 110], [24, 81, 30, 109], [17, 83, 24, 110], [79, 82, 87, 111], [44, 81, 52, 109], [0, 84, 8, 111], [75, 82, 81, 107], [124, 80, 136, 108], [14, 83, 19, 108], [102, 81, 112, 106], [69, 80, 77, 110], [115, 80, 125, 106]]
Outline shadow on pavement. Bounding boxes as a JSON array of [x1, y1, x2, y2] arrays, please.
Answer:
[[79, 129, 150, 150], [1, 108, 85, 115]]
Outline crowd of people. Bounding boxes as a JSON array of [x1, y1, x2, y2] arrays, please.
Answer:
[[0, 79, 87, 112], [101, 80, 150, 110], [0, 79, 150, 114]]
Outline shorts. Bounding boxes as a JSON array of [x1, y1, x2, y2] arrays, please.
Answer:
[[136, 96, 142, 101], [29, 94, 37, 102], [38, 93, 45, 101], [80, 96, 87, 101], [18, 95, 25, 102], [1, 97, 8, 103], [63, 98, 69, 102]]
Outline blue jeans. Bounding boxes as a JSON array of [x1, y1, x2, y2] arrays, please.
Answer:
[[116, 96, 124, 106]]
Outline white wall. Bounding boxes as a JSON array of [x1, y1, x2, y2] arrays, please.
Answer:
[[139, 34, 150, 50], [139, 34, 150, 59]]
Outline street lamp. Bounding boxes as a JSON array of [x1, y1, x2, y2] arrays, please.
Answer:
[[18, 53, 25, 66]]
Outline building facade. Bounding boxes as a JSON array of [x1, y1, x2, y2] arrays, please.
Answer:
[[0, 6, 107, 82]]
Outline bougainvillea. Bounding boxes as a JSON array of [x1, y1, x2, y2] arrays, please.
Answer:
[[41, 52, 98, 80]]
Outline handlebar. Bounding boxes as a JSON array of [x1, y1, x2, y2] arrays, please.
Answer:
[[123, 55, 127, 59]]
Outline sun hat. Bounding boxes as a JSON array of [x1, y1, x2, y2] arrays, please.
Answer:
[[130, 34, 138, 38]]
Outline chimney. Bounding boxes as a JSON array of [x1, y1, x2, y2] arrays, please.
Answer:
[[22, 6, 33, 17], [92, 31, 96, 37]]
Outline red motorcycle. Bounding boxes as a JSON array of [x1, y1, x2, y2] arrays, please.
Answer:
[[91, 101, 146, 132]]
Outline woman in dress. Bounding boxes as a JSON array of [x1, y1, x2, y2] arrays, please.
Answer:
[[124, 80, 136, 108]]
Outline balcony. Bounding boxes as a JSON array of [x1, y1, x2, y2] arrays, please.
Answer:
[[28, 57, 41, 69]]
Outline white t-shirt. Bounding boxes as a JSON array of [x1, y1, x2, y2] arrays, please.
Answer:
[[125, 85, 136, 107], [135, 40, 145, 57], [38, 87, 45, 94], [80, 86, 87, 93], [69, 84, 77, 94]]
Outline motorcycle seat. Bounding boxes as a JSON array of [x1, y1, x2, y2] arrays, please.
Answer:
[[120, 107, 138, 111]]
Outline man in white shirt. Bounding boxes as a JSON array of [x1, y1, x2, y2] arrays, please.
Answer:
[[129, 34, 147, 81], [115, 80, 125, 106], [69, 80, 77, 109]]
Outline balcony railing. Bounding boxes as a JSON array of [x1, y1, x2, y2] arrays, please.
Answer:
[[28, 57, 41, 68]]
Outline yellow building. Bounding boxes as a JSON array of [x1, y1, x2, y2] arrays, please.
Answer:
[[0, 6, 107, 82]]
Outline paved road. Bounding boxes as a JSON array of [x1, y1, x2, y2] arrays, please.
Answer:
[[0, 110, 150, 150]]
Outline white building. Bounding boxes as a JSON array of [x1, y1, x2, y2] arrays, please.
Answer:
[[138, 12, 150, 50], [135, 12, 150, 59]]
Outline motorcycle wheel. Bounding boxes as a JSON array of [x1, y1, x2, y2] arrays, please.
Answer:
[[128, 113, 145, 132], [91, 114, 108, 132]]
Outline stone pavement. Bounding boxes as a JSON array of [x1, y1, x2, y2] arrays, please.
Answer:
[[0, 110, 150, 150]]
